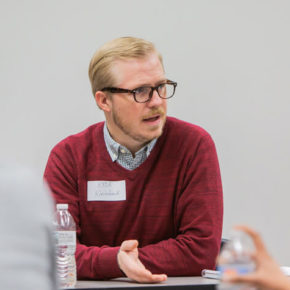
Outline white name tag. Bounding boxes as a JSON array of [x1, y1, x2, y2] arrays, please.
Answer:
[[87, 180, 126, 201]]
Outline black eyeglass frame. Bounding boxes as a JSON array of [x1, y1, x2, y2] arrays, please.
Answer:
[[101, 80, 177, 103]]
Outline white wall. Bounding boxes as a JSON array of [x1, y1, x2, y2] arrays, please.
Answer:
[[1, 0, 290, 265]]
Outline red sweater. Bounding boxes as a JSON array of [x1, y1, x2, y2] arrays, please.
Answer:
[[44, 117, 223, 280]]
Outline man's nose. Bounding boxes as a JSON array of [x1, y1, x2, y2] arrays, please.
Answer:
[[147, 89, 163, 107]]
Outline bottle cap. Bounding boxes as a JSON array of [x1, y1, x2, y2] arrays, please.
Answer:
[[56, 203, 68, 210]]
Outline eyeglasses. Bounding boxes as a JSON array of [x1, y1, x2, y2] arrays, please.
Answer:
[[101, 80, 177, 103]]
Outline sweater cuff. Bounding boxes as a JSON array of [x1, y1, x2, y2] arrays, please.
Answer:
[[98, 246, 124, 278]]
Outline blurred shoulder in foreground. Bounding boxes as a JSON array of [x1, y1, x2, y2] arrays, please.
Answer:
[[0, 163, 57, 290]]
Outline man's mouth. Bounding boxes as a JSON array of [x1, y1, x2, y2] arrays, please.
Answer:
[[143, 115, 161, 122]]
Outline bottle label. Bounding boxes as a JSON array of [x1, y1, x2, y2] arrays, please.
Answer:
[[54, 231, 76, 255], [217, 263, 255, 275]]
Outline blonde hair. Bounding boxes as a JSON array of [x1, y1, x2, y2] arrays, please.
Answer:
[[88, 37, 163, 96]]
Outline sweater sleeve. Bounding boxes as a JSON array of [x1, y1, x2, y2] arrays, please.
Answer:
[[44, 143, 123, 280], [138, 133, 223, 276]]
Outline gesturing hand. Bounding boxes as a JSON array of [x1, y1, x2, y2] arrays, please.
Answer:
[[117, 240, 167, 283]]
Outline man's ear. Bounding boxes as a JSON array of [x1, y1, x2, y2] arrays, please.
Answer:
[[94, 91, 112, 112]]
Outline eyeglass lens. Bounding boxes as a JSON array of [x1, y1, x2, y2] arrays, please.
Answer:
[[135, 83, 175, 102]]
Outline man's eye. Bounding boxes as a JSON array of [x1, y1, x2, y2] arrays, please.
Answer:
[[158, 83, 166, 89], [135, 87, 149, 95]]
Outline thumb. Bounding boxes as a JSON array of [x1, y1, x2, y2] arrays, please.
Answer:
[[120, 240, 139, 251]]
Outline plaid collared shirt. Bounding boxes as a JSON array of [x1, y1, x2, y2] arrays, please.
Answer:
[[103, 123, 157, 171]]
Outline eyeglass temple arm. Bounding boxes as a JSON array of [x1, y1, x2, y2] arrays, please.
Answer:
[[101, 87, 133, 93]]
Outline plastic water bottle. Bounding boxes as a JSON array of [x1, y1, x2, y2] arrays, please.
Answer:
[[53, 204, 77, 288], [217, 230, 256, 289]]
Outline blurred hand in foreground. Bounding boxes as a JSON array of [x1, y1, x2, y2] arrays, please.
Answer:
[[223, 225, 290, 290]]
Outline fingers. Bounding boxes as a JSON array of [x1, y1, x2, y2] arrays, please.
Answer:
[[128, 267, 167, 283], [145, 273, 167, 283], [120, 240, 139, 251], [119, 255, 167, 283], [234, 225, 267, 253], [223, 272, 256, 284]]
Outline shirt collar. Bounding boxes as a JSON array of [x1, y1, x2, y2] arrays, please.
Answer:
[[103, 122, 157, 162]]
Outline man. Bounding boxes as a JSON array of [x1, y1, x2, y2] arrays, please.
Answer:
[[44, 36, 223, 283]]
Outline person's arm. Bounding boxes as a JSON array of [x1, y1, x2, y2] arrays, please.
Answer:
[[135, 133, 223, 276], [44, 145, 124, 280], [117, 133, 223, 280], [224, 225, 290, 290]]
